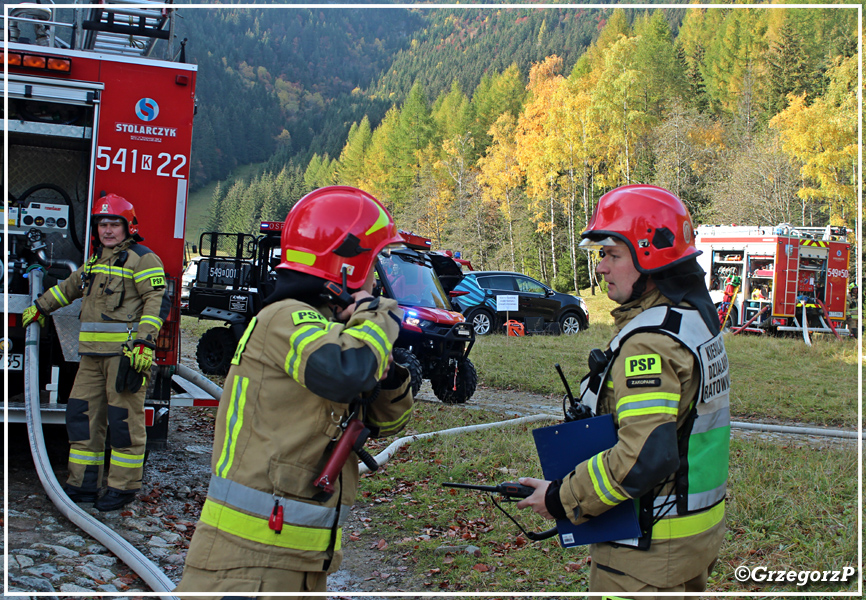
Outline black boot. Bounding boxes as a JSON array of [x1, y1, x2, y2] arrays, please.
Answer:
[[62, 485, 98, 503], [94, 489, 137, 512]]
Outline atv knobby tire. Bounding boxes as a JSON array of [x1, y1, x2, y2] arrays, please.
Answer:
[[431, 358, 477, 404], [392, 347, 423, 398], [196, 326, 237, 376]]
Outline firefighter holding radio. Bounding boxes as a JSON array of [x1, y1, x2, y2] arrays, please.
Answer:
[[175, 186, 413, 599], [22, 192, 168, 512], [516, 185, 730, 598]]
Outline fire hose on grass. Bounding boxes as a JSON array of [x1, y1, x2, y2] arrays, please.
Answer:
[[167, 377, 866, 468], [23, 268, 180, 600]]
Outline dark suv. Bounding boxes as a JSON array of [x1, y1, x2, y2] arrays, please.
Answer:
[[451, 271, 589, 335]]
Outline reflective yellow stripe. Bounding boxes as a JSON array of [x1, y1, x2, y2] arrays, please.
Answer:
[[285, 326, 328, 380], [69, 450, 104, 466], [616, 392, 680, 410], [652, 501, 725, 540], [139, 315, 163, 330], [49, 286, 69, 306], [215, 376, 248, 478], [367, 405, 412, 435], [231, 317, 257, 366], [344, 322, 390, 378], [110, 450, 145, 468], [284, 249, 315, 266], [79, 332, 131, 343], [588, 453, 628, 506], [89, 265, 134, 278], [200, 500, 341, 552], [616, 392, 680, 421], [134, 267, 164, 282], [619, 407, 678, 419]]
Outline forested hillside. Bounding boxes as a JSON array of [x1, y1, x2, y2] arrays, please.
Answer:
[[176, 5, 425, 188], [192, 5, 858, 293]]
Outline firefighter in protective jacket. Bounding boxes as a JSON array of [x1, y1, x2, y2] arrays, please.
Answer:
[[22, 193, 168, 512], [176, 186, 414, 599], [517, 185, 730, 598]]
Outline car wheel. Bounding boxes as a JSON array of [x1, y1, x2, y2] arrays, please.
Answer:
[[196, 327, 237, 376], [466, 308, 494, 336], [392, 347, 422, 398], [559, 313, 583, 335], [431, 358, 477, 404]]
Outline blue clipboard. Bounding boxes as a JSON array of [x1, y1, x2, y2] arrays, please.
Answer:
[[532, 413, 640, 548]]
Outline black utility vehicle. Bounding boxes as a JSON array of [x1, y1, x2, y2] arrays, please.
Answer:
[[186, 223, 282, 375]]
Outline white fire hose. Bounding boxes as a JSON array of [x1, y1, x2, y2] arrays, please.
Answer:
[[23, 268, 180, 600]]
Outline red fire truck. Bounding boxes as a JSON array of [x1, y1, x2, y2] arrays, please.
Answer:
[[695, 224, 851, 336], [2, 2, 197, 448]]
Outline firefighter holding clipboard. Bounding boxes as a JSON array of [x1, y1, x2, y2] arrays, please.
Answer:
[[516, 185, 731, 599]]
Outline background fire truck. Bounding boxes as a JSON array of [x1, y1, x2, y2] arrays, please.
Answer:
[[695, 224, 851, 336], [2, 2, 197, 449]]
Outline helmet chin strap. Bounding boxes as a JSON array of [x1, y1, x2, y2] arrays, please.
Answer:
[[627, 272, 650, 303]]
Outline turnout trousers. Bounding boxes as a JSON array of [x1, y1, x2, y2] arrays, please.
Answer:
[[175, 565, 327, 600], [590, 558, 717, 600], [65, 355, 148, 493]]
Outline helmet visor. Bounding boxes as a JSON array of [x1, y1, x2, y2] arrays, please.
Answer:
[[378, 242, 406, 258], [578, 236, 622, 250]]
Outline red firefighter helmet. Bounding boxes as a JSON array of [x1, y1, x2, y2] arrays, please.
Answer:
[[277, 186, 404, 288], [579, 184, 700, 273], [91, 193, 139, 237]]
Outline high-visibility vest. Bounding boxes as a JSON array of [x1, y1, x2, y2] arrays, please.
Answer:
[[578, 305, 730, 545]]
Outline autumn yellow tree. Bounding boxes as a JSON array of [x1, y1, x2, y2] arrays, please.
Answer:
[[516, 55, 564, 282], [477, 113, 524, 272], [546, 78, 600, 292], [590, 34, 650, 186], [769, 54, 857, 229], [407, 144, 453, 246]]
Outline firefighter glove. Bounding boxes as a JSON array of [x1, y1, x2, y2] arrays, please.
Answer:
[[129, 342, 154, 373], [116, 351, 144, 394], [22, 305, 46, 328]]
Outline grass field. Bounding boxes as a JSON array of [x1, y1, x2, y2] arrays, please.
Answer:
[[353, 289, 860, 593], [356, 403, 858, 594]]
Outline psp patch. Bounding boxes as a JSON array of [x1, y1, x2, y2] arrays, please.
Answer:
[[624, 353, 662, 377], [292, 310, 327, 326], [149, 276, 165, 288]]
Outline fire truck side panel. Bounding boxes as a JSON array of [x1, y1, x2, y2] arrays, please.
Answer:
[[3, 43, 197, 447], [90, 59, 197, 284], [774, 237, 799, 317], [89, 60, 197, 367], [825, 241, 850, 319], [696, 225, 851, 334]]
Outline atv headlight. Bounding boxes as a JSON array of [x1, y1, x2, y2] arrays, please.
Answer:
[[404, 311, 432, 329], [406, 316, 433, 328]]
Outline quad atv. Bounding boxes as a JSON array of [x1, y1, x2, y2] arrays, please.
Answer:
[[376, 247, 477, 404]]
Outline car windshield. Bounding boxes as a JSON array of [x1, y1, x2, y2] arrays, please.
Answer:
[[380, 252, 451, 310]]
